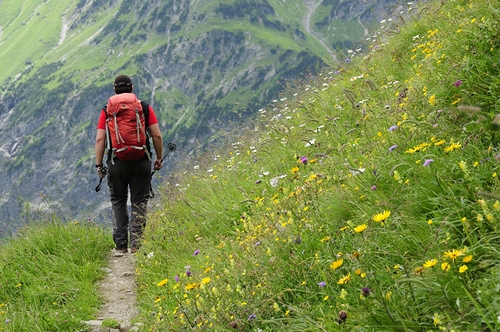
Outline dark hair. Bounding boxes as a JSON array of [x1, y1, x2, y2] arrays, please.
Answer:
[[114, 75, 133, 94]]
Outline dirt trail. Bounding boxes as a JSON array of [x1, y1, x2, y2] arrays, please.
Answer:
[[302, 0, 334, 56], [83, 249, 140, 332]]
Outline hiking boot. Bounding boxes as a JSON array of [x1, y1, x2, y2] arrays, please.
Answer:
[[130, 247, 138, 253], [115, 247, 128, 253]]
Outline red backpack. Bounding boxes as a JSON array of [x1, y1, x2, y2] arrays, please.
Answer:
[[105, 93, 150, 161]]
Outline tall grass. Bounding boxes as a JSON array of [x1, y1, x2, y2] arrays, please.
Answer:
[[134, 0, 500, 330], [0, 219, 112, 331]]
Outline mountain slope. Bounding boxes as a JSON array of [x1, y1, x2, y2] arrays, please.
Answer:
[[0, 0, 398, 232]]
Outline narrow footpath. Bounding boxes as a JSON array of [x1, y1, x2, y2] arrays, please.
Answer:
[[83, 249, 140, 332]]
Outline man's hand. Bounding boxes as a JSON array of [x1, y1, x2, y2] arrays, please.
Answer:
[[96, 164, 108, 178], [154, 159, 163, 171]]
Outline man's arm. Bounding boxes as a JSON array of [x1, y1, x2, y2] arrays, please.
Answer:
[[148, 123, 163, 170], [95, 129, 106, 177]]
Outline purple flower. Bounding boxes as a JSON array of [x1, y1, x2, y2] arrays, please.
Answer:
[[388, 125, 398, 132], [5, 319, 11, 324], [371, 185, 377, 191], [193, 249, 200, 256], [248, 313, 257, 321], [345, 58, 351, 63], [299, 156, 308, 164], [362, 287, 371, 297], [388, 144, 398, 152], [254, 241, 261, 246], [175, 275, 179, 282], [255, 179, 262, 184], [423, 159, 434, 167], [186, 271, 192, 277], [318, 281, 326, 287], [453, 80, 463, 87]]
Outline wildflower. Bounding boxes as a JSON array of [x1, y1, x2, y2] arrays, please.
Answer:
[[459, 265, 468, 273], [423, 259, 438, 268], [415, 267, 425, 275], [361, 287, 370, 297], [388, 125, 398, 132], [462, 255, 473, 263], [444, 248, 465, 262], [330, 259, 344, 270], [453, 80, 463, 87], [157, 278, 168, 287], [441, 262, 451, 271], [248, 314, 257, 321], [175, 275, 179, 283], [388, 144, 398, 152], [291, 166, 300, 174], [433, 313, 443, 325], [354, 224, 368, 233], [444, 142, 462, 152], [338, 310, 348, 324], [339, 289, 347, 300], [423, 159, 434, 167], [185, 282, 200, 290], [202, 277, 211, 285], [318, 281, 326, 287], [394, 171, 401, 181], [193, 249, 201, 256], [429, 95, 437, 106], [337, 273, 351, 285], [371, 185, 377, 190], [299, 156, 308, 164], [270, 177, 279, 187], [385, 291, 392, 300], [373, 210, 391, 222], [345, 58, 351, 63]]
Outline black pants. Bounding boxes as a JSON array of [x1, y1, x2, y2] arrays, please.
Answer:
[[107, 158, 151, 249]]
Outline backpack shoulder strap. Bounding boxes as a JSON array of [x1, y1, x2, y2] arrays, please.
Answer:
[[141, 101, 150, 128]]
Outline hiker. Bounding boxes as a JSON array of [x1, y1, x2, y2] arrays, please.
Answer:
[[94, 75, 163, 253]]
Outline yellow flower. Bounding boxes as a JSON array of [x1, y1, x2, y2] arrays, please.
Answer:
[[441, 262, 451, 271], [157, 278, 168, 287], [427, 219, 433, 225], [393, 170, 401, 181], [444, 248, 465, 262], [429, 94, 437, 106], [330, 259, 344, 270], [385, 291, 392, 300], [337, 273, 351, 285], [459, 265, 468, 273], [444, 142, 462, 152], [354, 224, 368, 233], [462, 255, 473, 263], [202, 277, 211, 285], [291, 166, 300, 174], [423, 259, 438, 268], [433, 313, 442, 325], [185, 282, 200, 290], [339, 289, 348, 300], [373, 210, 391, 222], [434, 139, 445, 146]]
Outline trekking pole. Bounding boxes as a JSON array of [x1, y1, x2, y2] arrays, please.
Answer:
[[95, 165, 108, 193], [149, 142, 177, 198]]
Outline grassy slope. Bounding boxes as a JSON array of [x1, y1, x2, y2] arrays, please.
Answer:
[[130, 0, 500, 330]]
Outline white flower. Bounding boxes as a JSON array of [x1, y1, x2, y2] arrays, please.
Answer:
[[147, 252, 154, 259], [270, 177, 279, 187]]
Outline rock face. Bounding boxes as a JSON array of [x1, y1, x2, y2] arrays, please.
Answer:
[[0, 0, 399, 232]]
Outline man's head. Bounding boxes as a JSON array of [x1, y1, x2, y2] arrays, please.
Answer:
[[114, 75, 133, 94]]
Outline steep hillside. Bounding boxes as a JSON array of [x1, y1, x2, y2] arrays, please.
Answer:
[[0, 0, 398, 232]]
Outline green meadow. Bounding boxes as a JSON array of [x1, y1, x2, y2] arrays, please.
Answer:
[[2, 0, 500, 330]]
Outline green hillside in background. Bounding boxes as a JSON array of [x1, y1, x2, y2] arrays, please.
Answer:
[[2, 0, 500, 331], [0, 0, 396, 225]]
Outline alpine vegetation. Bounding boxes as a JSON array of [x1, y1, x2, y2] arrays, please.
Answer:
[[1, 0, 500, 331], [133, 0, 500, 330]]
